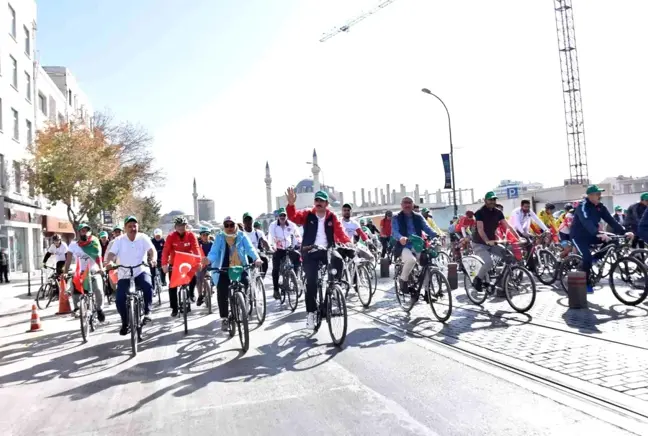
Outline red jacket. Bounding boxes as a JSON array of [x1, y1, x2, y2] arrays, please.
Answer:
[[287, 204, 350, 244], [161, 231, 201, 266], [380, 218, 392, 238]]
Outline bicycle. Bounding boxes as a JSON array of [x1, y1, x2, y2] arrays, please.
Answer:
[[393, 236, 453, 322], [178, 281, 191, 335], [153, 269, 163, 306], [274, 249, 301, 312], [342, 245, 374, 308], [36, 266, 67, 310], [245, 264, 267, 324], [197, 270, 213, 314], [462, 240, 537, 313], [109, 263, 148, 356], [78, 271, 102, 343], [304, 245, 348, 347], [208, 265, 251, 352], [520, 233, 559, 286]]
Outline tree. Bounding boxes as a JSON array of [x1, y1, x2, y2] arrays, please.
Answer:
[[23, 113, 162, 235], [116, 194, 162, 235]]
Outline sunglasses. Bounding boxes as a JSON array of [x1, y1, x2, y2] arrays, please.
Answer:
[[224, 222, 235, 229]]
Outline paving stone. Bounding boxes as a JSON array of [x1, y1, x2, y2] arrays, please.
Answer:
[[625, 387, 648, 396]]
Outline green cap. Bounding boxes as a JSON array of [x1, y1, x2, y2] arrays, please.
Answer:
[[199, 226, 210, 234], [614, 205, 623, 211], [277, 207, 286, 215], [484, 191, 498, 200], [77, 223, 91, 231], [253, 221, 261, 228], [641, 192, 648, 201], [98, 231, 108, 238], [113, 224, 123, 231], [314, 190, 329, 201], [586, 185, 605, 195], [242, 212, 252, 220], [124, 215, 138, 225], [421, 207, 429, 214]]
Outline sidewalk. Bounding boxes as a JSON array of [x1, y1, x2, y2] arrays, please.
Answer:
[[0, 279, 41, 316]]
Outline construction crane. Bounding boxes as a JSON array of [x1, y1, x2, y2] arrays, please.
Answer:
[[319, 0, 399, 43], [320, 0, 589, 185]]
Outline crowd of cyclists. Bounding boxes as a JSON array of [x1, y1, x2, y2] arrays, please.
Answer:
[[38, 184, 648, 348]]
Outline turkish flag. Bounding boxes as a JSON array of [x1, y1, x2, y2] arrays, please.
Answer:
[[169, 252, 202, 288], [72, 262, 88, 294], [108, 269, 118, 286]]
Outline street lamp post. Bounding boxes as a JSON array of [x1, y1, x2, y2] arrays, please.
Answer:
[[421, 88, 458, 217]]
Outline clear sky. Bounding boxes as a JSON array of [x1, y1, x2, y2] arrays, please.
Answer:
[[36, 0, 648, 219]]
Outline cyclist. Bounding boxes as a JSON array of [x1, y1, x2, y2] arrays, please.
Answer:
[[364, 218, 380, 236], [151, 228, 167, 286], [509, 199, 548, 239], [161, 217, 201, 317], [625, 193, 648, 249], [105, 216, 156, 335], [268, 207, 301, 300], [242, 213, 270, 278], [638, 206, 648, 243], [472, 192, 520, 292], [286, 188, 350, 329], [195, 227, 213, 307], [98, 231, 110, 260], [455, 211, 476, 238], [421, 208, 444, 236], [391, 196, 438, 294], [571, 185, 634, 293], [43, 234, 69, 277], [379, 211, 393, 258], [64, 223, 106, 322], [201, 216, 262, 331]]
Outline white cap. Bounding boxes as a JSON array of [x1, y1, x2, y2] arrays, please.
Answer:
[[153, 228, 162, 236], [222, 216, 234, 223]]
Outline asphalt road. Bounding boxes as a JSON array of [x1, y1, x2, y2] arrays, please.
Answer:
[[0, 278, 645, 436]]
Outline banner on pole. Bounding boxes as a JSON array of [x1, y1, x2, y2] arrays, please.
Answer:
[[441, 153, 452, 189]]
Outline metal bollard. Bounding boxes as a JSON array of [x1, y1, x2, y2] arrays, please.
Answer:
[[380, 258, 391, 278], [567, 271, 588, 309], [27, 273, 31, 297], [447, 262, 458, 290]]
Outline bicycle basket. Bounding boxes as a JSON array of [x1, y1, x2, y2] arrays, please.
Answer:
[[410, 235, 425, 253], [427, 247, 439, 259], [228, 266, 244, 282]]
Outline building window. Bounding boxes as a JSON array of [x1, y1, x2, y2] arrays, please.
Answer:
[[38, 93, 47, 115], [13, 160, 21, 193], [12, 108, 18, 140], [24, 71, 31, 100], [24, 25, 30, 55], [0, 153, 6, 190], [68, 89, 72, 105], [48, 96, 56, 122], [8, 3, 16, 38], [10, 55, 17, 88], [25, 119, 32, 144]]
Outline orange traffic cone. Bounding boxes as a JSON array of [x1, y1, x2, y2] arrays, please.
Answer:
[[56, 277, 72, 315], [26, 304, 43, 333]]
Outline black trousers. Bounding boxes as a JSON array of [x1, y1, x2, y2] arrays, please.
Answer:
[[632, 237, 645, 250], [380, 237, 390, 258], [0, 265, 8, 283], [272, 249, 302, 291], [303, 250, 343, 313], [246, 254, 269, 278], [216, 271, 249, 318], [168, 268, 197, 310]]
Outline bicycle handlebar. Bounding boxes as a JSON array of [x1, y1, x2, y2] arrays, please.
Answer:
[[205, 265, 254, 272]]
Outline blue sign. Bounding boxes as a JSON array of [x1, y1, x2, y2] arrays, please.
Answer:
[[441, 153, 452, 189], [506, 187, 519, 199]]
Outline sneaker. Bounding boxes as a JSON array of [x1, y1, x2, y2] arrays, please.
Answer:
[[306, 312, 316, 330], [142, 315, 151, 324], [197, 295, 204, 306], [97, 310, 106, 323], [587, 286, 594, 294], [473, 277, 483, 292], [170, 309, 178, 317], [273, 289, 281, 300], [189, 294, 196, 303], [221, 318, 229, 332], [119, 325, 129, 336]]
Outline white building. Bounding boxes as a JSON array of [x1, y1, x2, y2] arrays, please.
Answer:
[[0, 1, 93, 277], [492, 179, 544, 200]]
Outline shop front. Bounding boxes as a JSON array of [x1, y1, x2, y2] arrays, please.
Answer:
[[42, 215, 75, 244], [0, 203, 43, 274]]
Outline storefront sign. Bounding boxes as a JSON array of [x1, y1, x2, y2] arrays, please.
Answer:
[[43, 216, 75, 234], [4, 208, 30, 223], [103, 210, 113, 225]]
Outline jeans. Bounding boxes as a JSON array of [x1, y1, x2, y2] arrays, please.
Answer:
[[271, 249, 302, 292], [303, 249, 343, 313], [472, 243, 508, 280], [116, 272, 153, 327], [72, 274, 105, 311]]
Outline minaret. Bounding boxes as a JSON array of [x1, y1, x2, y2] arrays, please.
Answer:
[[192, 178, 199, 225], [264, 161, 272, 214], [312, 148, 321, 193]]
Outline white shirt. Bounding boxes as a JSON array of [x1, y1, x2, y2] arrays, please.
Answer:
[[69, 241, 100, 274], [47, 242, 69, 263], [314, 215, 328, 248], [108, 232, 155, 280], [341, 218, 361, 241], [509, 207, 548, 235], [268, 220, 298, 249], [244, 229, 265, 250]]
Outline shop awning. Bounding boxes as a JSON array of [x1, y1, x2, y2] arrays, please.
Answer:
[[43, 216, 75, 234]]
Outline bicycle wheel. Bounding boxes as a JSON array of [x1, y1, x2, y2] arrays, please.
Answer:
[[297, 266, 305, 299], [428, 269, 452, 322], [181, 287, 188, 335], [434, 251, 450, 271], [35, 284, 49, 310], [285, 270, 299, 312], [462, 255, 487, 305], [354, 264, 373, 308], [503, 265, 536, 313], [79, 297, 89, 343], [205, 278, 213, 315], [630, 248, 648, 265], [609, 256, 648, 305], [394, 269, 416, 313], [279, 273, 287, 304], [156, 276, 162, 305], [326, 284, 347, 347], [129, 300, 138, 356], [234, 292, 250, 352], [47, 281, 59, 308], [255, 276, 267, 324], [533, 249, 558, 286], [314, 285, 323, 332], [559, 254, 582, 292]]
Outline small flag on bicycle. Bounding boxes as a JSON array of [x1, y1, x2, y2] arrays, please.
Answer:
[[72, 262, 88, 294], [170, 252, 202, 288]]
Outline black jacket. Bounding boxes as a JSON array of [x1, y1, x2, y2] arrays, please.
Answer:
[[625, 202, 647, 231]]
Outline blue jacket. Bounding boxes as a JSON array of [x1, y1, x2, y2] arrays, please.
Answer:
[[392, 211, 437, 254], [570, 199, 624, 243], [638, 207, 648, 243], [207, 231, 259, 284]]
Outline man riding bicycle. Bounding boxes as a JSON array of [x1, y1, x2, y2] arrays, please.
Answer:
[[379, 210, 393, 258], [286, 188, 350, 329], [105, 216, 156, 335], [150, 228, 167, 288], [242, 213, 270, 279], [43, 234, 68, 277], [196, 226, 213, 307], [201, 216, 262, 331], [161, 217, 201, 316], [268, 207, 301, 300], [391, 196, 438, 294]]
